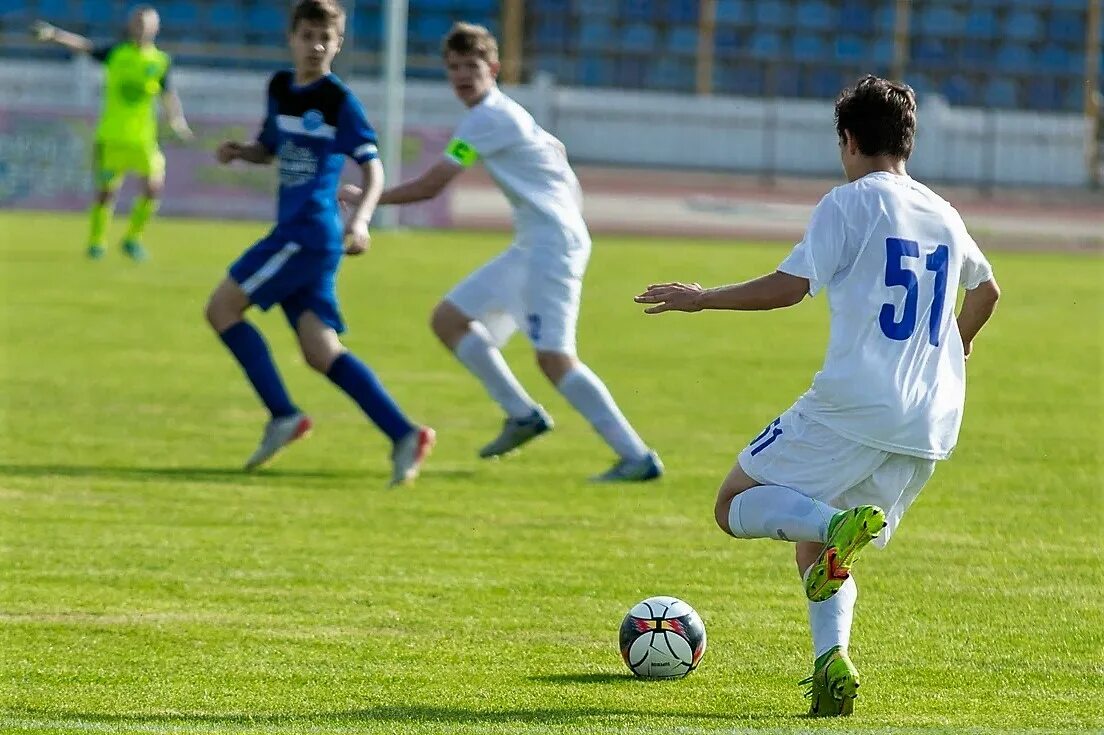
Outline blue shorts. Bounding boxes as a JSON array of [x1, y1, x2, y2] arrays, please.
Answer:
[[229, 231, 346, 333]]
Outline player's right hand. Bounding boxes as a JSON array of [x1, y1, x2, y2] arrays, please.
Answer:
[[338, 184, 362, 205], [216, 141, 242, 164], [32, 21, 56, 42]]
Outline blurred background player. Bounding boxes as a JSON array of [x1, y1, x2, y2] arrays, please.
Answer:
[[341, 23, 662, 483], [206, 0, 434, 485], [635, 76, 1001, 716], [33, 6, 192, 261]]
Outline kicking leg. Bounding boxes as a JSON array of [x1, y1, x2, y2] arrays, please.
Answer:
[[541, 352, 661, 482], [298, 311, 433, 486]]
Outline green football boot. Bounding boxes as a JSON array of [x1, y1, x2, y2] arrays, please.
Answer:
[[804, 505, 886, 602], [121, 239, 148, 262], [800, 645, 859, 717], [87, 243, 105, 260]]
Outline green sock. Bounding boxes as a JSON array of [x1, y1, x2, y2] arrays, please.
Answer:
[[88, 201, 113, 246], [124, 196, 159, 241]]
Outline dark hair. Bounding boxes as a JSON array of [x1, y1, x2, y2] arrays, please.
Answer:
[[834, 75, 917, 160], [442, 22, 499, 64], [289, 0, 346, 34]]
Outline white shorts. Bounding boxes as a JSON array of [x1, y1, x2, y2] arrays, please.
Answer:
[[738, 408, 937, 547], [446, 228, 591, 354]]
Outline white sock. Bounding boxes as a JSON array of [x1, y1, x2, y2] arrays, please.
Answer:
[[726, 485, 837, 542], [807, 573, 857, 659], [454, 323, 537, 419], [556, 364, 649, 460]]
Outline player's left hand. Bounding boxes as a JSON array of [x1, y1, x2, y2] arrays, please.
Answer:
[[171, 120, 194, 142], [338, 183, 362, 205], [634, 282, 705, 314], [344, 218, 370, 255]]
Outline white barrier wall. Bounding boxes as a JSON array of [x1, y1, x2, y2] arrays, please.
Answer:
[[0, 59, 1091, 187]]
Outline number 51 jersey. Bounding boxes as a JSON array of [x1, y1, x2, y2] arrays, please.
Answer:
[[777, 171, 994, 460]]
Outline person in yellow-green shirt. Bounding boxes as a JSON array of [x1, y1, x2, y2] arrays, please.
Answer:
[[34, 5, 191, 261]]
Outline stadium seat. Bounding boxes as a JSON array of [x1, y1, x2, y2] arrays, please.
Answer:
[[940, 74, 975, 106], [666, 26, 699, 55], [534, 20, 570, 49], [208, 1, 246, 33], [578, 21, 614, 52], [792, 33, 827, 62], [247, 4, 286, 40], [872, 36, 894, 64], [963, 9, 997, 40], [665, 0, 698, 24], [838, 1, 875, 35], [995, 43, 1034, 73], [748, 32, 783, 59], [834, 35, 867, 62], [959, 39, 993, 66], [1025, 77, 1063, 111], [620, 0, 655, 23], [614, 56, 649, 87], [912, 38, 949, 66], [714, 26, 744, 57], [874, 5, 895, 33], [646, 58, 694, 90], [754, 0, 787, 29], [1003, 11, 1042, 42], [1048, 12, 1085, 45], [796, 0, 833, 31], [984, 77, 1018, 108], [805, 67, 843, 98], [713, 62, 764, 96], [35, 0, 70, 19], [771, 65, 800, 97], [578, 0, 617, 19], [714, 0, 747, 25], [918, 6, 964, 38], [532, 54, 574, 82], [1063, 83, 1084, 112], [1038, 43, 1078, 74], [619, 23, 657, 52]]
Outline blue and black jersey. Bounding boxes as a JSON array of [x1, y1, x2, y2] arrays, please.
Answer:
[[256, 71, 380, 251]]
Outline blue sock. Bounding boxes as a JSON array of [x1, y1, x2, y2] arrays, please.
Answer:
[[327, 352, 414, 442], [219, 321, 298, 419]]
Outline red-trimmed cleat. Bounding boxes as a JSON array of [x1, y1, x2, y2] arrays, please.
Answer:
[[244, 413, 313, 470], [390, 426, 436, 487]]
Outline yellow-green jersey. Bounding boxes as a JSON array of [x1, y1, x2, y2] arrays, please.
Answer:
[[91, 42, 172, 146]]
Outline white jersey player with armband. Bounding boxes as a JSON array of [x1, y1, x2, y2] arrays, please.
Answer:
[[342, 22, 662, 481], [636, 76, 1000, 717]]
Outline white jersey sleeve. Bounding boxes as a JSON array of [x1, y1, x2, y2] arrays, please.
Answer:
[[445, 102, 520, 166], [960, 232, 994, 290], [777, 192, 851, 296]]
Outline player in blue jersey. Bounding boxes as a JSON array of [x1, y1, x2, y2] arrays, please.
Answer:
[[205, 0, 434, 485]]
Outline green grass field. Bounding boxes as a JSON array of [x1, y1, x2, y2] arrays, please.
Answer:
[[1, 211, 1100, 735]]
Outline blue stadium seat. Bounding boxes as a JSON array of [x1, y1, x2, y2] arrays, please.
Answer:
[[248, 4, 286, 37], [1003, 11, 1042, 42], [665, 0, 698, 24], [713, 63, 764, 97], [208, 1, 246, 32], [534, 19, 570, 49], [796, 0, 833, 31], [805, 67, 842, 98], [354, 10, 382, 45], [456, 0, 496, 12], [578, 21, 614, 51], [666, 26, 699, 55], [771, 65, 800, 97], [995, 43, 1034, 72], [619, 23, 656, 52], [959, 40, 992, 66], [918, 6, 963, 37], [963, 9, 997, 40], [1052, 0, 1085, 9], [532, 54, 574, 82], [35, 0, 70, 19], [754, 0, 787, 29], [578, 0, 617, 19], [912, 38, 949, 66], [1064, 83, 1084, 112], [748, 32, 783, 59], [577, 55, 613, 86], [838, 0, 874, 34], [714, 26, 744, 57], [984, 77, 1017, 108], [940, 74, 975, 106], [872, 37, 894, 64], [834, 35, 867, 62], [715, 0, 747, 24], [1038, 43, 1077, 74], [874, 5, 895, 32], [1025, 78, 1063, 111], [614, 57, 649, 87], [1048, 12, 1085, 45], [620, 0, 655, 22], [792, 33, 827, 62], [646, 58, 694, 90], [412, 14, 453, 48]]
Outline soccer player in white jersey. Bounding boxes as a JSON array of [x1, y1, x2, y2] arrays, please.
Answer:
[[341, 23, 662, 481], [636, 76, 1000, 716]]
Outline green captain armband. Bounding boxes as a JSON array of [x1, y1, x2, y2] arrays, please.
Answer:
[[445, 138, 479, 168]]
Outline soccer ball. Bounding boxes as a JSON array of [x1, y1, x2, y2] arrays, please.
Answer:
[[619, 595, 707, 678]]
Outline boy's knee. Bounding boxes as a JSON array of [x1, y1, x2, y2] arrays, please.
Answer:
[[95, 189, 116, 206], [430, 301, 470, 349], [302, 346, 338, 373], [537, 352, 576, 384], [714, 496, 734, 536]]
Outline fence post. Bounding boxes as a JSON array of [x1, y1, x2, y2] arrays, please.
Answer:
[[696, 0, 716, 95], [1085, 0, 1102, 188], [891, 0, 911, 82], [501, 0, 524, 84]]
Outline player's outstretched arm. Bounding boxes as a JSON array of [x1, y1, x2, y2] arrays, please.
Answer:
[[161, 89, 194, 141], [216, 141, 273, 165], [32, 21, 93, 53], [635, 272, 810, 314], [957, 277, 1000, 359], [343, 158, 384, 256], [371, 160, 463, 206]]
